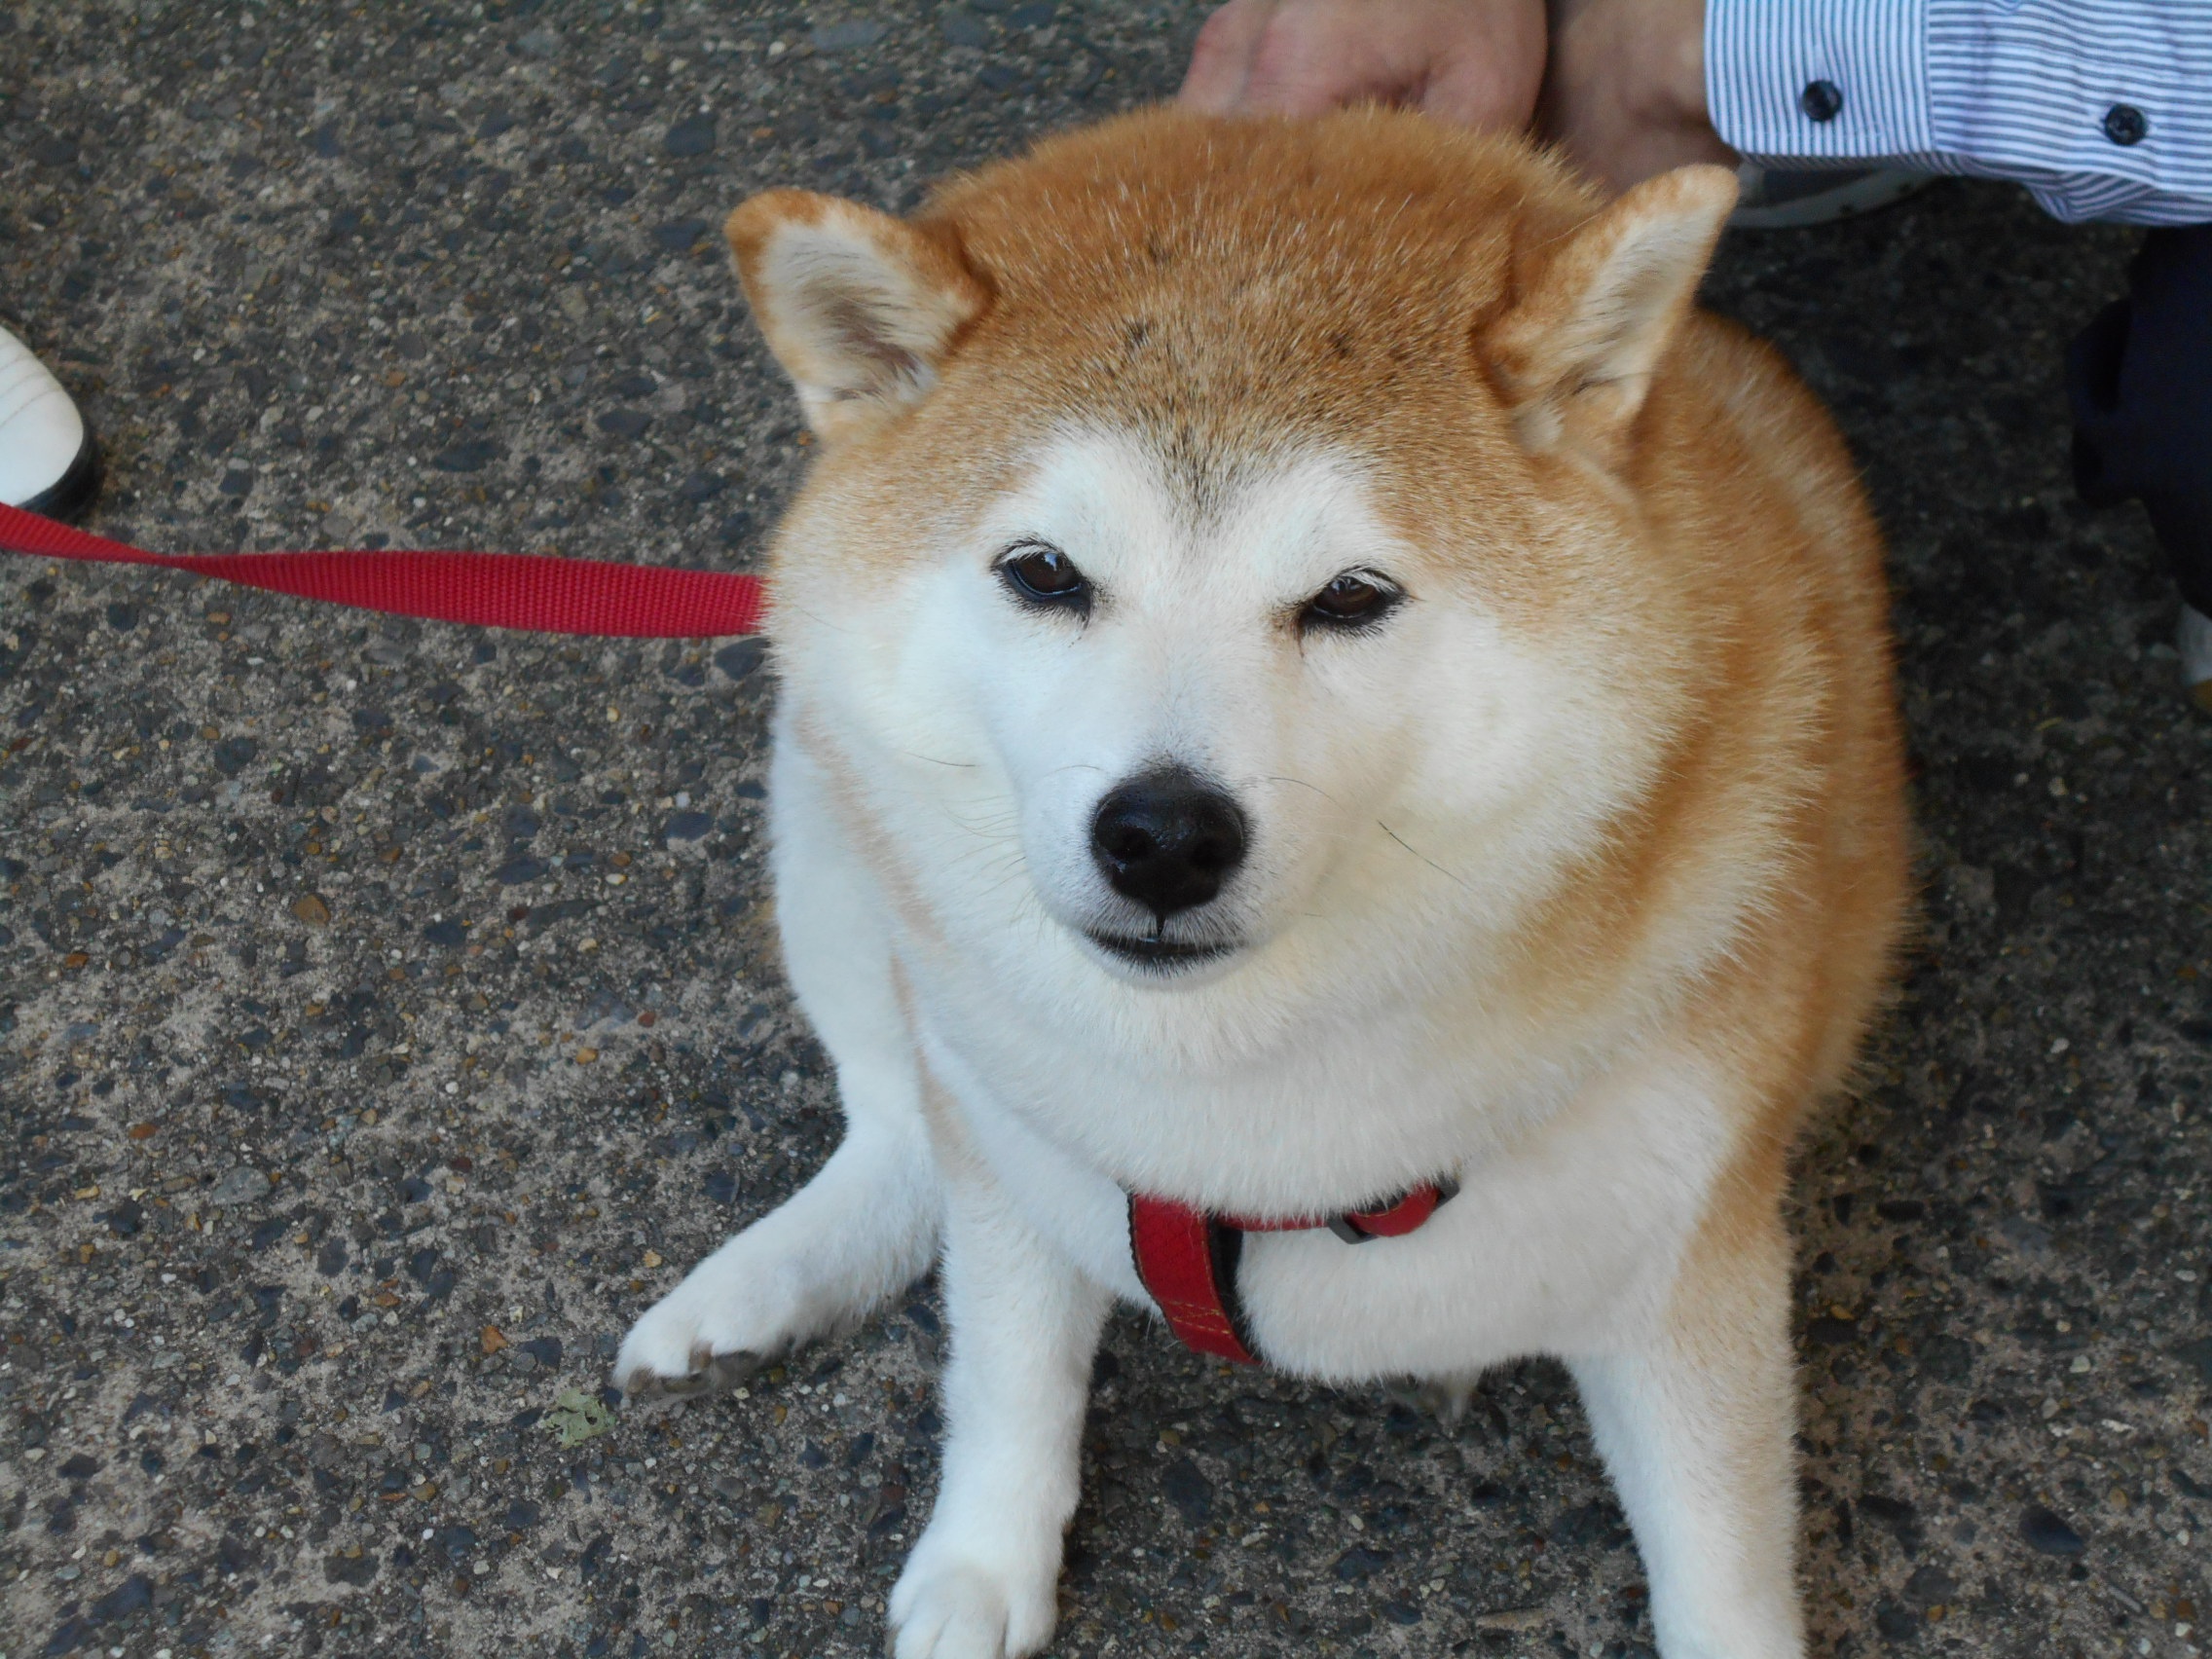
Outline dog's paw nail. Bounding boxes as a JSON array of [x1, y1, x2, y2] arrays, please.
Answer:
[[700, 1347, 770, 1391], [616, 1346, 771, 1411]]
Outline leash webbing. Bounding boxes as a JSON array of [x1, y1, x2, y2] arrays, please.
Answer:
[[0, 500, 767, 639]]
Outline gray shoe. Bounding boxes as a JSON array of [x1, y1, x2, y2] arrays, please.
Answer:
[[2182, 605, 2212, 714], [1730, 164, 1932, 230]]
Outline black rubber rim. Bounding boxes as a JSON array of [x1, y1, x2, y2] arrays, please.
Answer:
[[19, 426, 102, 524]]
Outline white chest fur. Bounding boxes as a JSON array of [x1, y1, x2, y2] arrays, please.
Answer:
[[915, 994, 1734, 1382]]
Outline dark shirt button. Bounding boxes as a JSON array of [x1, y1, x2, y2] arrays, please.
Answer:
[[1800, 80, 1845, 123], [2104, 103, 2149, 145]]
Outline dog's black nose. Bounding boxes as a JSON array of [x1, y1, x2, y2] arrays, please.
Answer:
[[1090, 767, 1248, 920]]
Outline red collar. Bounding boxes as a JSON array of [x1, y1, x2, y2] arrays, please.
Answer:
[[1127, 1179, 1457, 1366]]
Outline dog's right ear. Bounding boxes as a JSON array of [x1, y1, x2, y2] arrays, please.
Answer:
[[725, 191, 988, 443]]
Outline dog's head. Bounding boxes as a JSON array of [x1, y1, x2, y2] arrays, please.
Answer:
[[731, 109, 1736, 1016]]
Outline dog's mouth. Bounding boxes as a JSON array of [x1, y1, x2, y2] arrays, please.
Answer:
[[1084, 930, 1239, 972]]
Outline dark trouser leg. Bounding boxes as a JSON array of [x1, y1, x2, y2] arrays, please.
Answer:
[[2068, 225, 2212, 621]]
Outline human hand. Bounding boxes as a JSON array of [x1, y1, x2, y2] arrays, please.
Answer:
[[1539, 0, 1734, 193], [1180, 0, 1547, 133]]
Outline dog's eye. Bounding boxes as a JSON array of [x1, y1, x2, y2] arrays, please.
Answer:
[[999, 542, 1091, 610], [1301, 571, 1398, 631]]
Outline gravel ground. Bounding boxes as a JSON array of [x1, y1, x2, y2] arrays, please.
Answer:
[[4, 4, 2210, 1658]]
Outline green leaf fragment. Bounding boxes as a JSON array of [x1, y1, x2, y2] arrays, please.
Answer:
[[545, 1386, 615, 1448]]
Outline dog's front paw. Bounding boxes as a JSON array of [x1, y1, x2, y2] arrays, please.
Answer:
[[612, 1258, 792, 1408], [889, 1532, 1058, 1659]]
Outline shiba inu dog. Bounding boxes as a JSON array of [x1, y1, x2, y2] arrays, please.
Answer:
[[615, 107, 1910, 1659]]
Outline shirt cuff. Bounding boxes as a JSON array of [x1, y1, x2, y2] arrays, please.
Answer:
[[1925, 1, 2209, 194], [1706, 0, 1936, 166]]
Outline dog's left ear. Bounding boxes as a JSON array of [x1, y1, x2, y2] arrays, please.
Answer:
[[725, 191, 989, 443], [1483, 166, 1738, 461]]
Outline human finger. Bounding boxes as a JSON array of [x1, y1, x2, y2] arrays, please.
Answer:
[[1235, 0, 1441, 117], [1416, 0, 1547, 129], [1180, 0, 1283, 113]]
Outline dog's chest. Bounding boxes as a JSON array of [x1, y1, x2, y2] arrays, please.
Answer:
[[921, 1014, 1730, 1381]]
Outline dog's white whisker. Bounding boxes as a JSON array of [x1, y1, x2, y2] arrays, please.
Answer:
[[940, 807, 1022, 839]]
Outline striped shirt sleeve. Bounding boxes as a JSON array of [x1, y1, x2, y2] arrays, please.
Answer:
[[1705, 0, 2212, 226]]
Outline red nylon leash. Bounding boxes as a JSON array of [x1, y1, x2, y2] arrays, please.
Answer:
[[0, 500, 767, 639]]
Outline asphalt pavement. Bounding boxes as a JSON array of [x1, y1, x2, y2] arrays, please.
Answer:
[[3, 3, 2210, 1657]]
